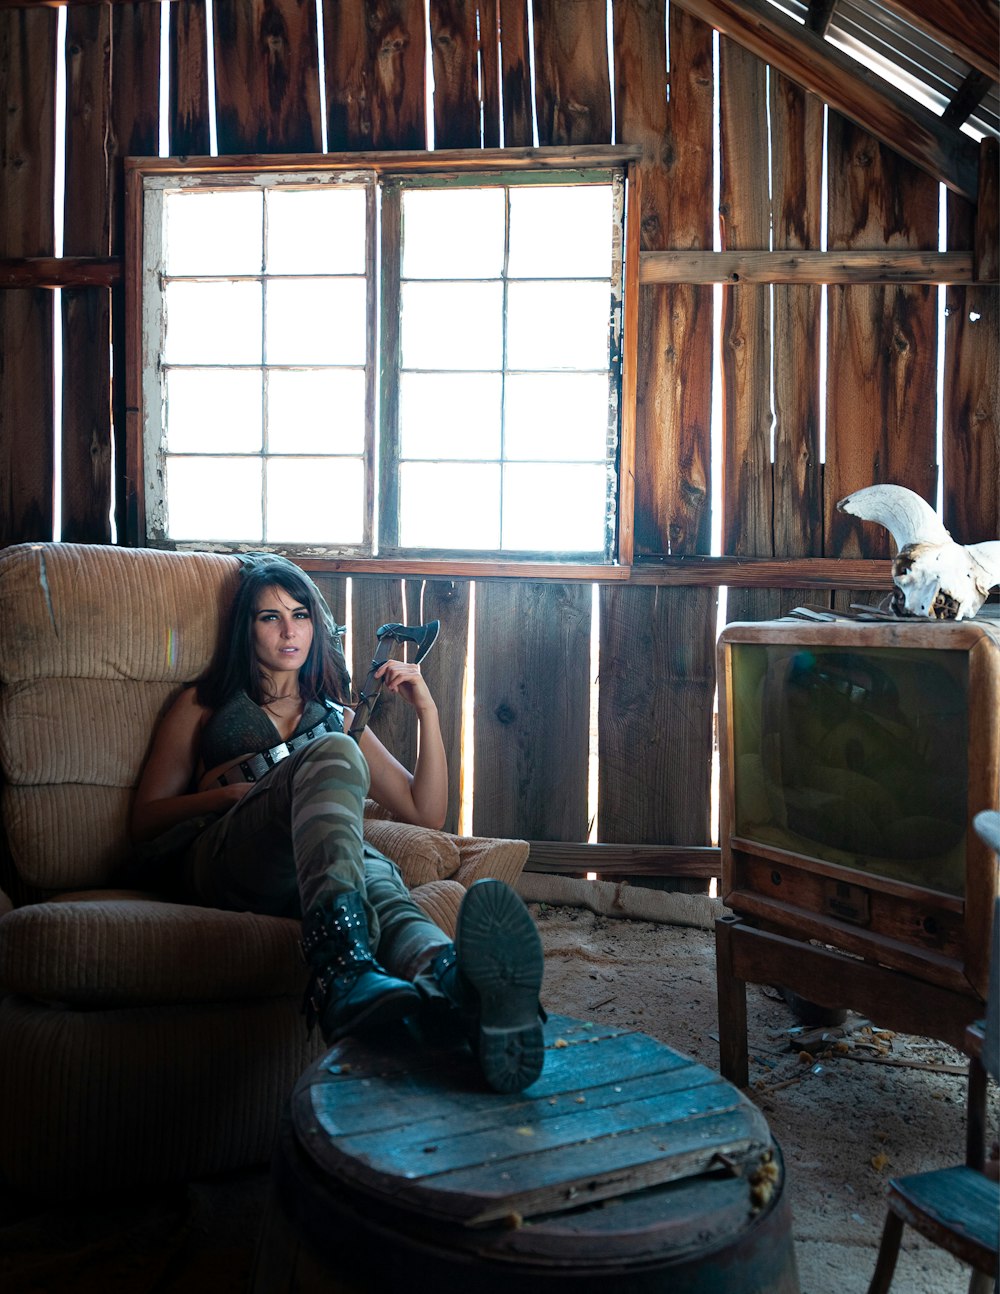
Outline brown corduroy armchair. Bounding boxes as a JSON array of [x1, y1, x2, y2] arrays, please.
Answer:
[[0, 543, 528, 1198]]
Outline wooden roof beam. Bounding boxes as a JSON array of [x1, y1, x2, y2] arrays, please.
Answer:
[[805, 0, 837, 37], [874, 0, 999, 84], [670, 0, 981, 199], [941, 68, 994, 129]]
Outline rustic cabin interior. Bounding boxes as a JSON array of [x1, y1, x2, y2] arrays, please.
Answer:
[[1, 0, 998, 1291]]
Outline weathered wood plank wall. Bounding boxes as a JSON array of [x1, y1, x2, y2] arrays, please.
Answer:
[[0, 0, 997, 863], [62, 2, 112, 543], [599, 2, 717, 864], [824, 114, 940, 613], [0, 7, 56, 547]]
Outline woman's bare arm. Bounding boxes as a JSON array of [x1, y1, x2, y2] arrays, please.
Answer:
[[355, 660, 448, 829], [130, 687, 250, 843]]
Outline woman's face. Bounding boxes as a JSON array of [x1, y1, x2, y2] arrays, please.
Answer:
[[252, 584, 314, 678]]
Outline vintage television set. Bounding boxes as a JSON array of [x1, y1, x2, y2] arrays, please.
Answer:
[[715, 612, 1000, 1086]]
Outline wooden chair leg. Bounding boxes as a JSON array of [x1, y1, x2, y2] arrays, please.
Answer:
[[866, 1209, 905, 1294], [967, 1268, 994, 1294], [715, 915, 749, 1087]]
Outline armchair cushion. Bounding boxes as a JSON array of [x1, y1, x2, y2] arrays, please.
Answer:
[[0, 897, 306, 1006], [363, 819, 461, 886]]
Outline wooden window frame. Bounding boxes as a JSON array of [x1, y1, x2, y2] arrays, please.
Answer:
[[125, 146, 641, 571]]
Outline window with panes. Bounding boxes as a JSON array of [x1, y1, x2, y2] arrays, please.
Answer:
[[132, 154, 630, 563]]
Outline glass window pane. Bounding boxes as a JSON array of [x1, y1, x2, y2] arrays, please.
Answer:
[[402, 188, 505, 279], [401, 282, 503, 370], [266, 187, 367, 274], [163, 281, 262, 364], [507, 282, 609, 370], [399, 462, 500, 549], [266, 457, 363, 543], [504, 372, 608, 461], [508, 185, 613, 278], [267, 369, 366, 454], [166, 369, 262, 452], [400, 372, 501, 459], [166, 456, 262, 541], [502, 463, 606, 551], [164, 189, 262, 276], [266, 278, 367, 365]]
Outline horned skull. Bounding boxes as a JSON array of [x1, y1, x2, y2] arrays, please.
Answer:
[[836, 484, 1000, 621]]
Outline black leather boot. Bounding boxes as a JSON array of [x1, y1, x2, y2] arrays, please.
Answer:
[[417, 879, 546, 1093], [301, 891, 421, 1044]]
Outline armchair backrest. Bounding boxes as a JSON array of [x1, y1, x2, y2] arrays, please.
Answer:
[[0, 543, 240, 895]]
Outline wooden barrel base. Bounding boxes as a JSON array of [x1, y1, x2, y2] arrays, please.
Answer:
[[255, 1015, 800, 1293]]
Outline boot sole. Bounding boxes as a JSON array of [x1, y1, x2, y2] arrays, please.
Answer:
[[455, 880, 545, 1093]]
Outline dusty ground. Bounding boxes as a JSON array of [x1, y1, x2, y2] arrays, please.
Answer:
[[532, 895, 997, 1294], [1, 892, 995, 1294]]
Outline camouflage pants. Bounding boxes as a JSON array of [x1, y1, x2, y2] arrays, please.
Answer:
[[186, 732, 449, 973]]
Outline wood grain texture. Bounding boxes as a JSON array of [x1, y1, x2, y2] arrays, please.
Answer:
[[669, 0, 979, 200], [476, 0, 499, 147], [0, 7, 56, 544], [497, 0, 531, 147], [351, 576, 416, 772], [429, 0, 480, 148], [109, 1, 159, 254], [415, 578, 469, 834], [472, 581, 591, 841], [719, 38, 773, 626], [531, 0, 611, 146], [874, 0, 999, 83], [823, 113, 940, 574], [640, 249, 977, 285], [597, 583, 716, 847], [0, 291, 54, 544], [110, 1, 159, 544], [322, 0, 426, 150], [768, 71, 824, 617], [64, 2, 111, 257], [213, 0, 322, 154], [60, 288, 112, 542], [61, 3, 112, 543], [601, 3, 716, 863], [0, 5, 56, 259], [631, 6, 713, 559], [975, 137, 998, 284], [944, 193, 999, 546], [169, 0, 210, 157]]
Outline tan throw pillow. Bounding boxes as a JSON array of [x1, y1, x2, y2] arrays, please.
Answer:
[[363, 820, 461, 888]]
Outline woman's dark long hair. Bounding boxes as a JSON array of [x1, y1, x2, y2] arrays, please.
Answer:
[[197, 555, 351, 708]]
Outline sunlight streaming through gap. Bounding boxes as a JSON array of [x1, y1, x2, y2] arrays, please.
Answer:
[[205, 1, 219, 155], [935, 183, 947, 514], [424, 0, 435, 148], [316, 2, 329, 153], [159, 3, 170, 156], [525, 0, 540, 147], [588, 582, 599, 842], [459, 582, 476, 835], [52, 6, 67, 540], [606, 0, 616, 144]]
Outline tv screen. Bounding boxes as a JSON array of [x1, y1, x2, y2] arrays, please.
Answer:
[[730, 643, 968, 897]]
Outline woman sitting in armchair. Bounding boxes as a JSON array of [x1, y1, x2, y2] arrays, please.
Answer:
[[130, 554, 544, 1094]]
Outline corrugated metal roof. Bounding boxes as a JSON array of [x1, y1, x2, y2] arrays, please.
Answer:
[[764, 0, 999, 140]]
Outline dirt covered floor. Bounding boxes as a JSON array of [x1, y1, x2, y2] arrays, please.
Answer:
[[529, 891, 997, 1294]]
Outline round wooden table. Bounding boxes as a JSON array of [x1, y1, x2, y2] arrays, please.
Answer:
[[253, 1014, 800, 1293]]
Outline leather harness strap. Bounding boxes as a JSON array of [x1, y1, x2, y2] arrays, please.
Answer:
[[214, 705, 344, 788]]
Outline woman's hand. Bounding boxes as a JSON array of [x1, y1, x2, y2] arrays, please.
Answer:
[[374, 660, 437, 715], [349, 664, 448, 830]]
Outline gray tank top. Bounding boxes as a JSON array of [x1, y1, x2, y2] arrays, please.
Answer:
[[200, 690, 343, 770]]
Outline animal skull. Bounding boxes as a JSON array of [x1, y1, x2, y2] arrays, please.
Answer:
[[836, 484, 1000, 621]]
